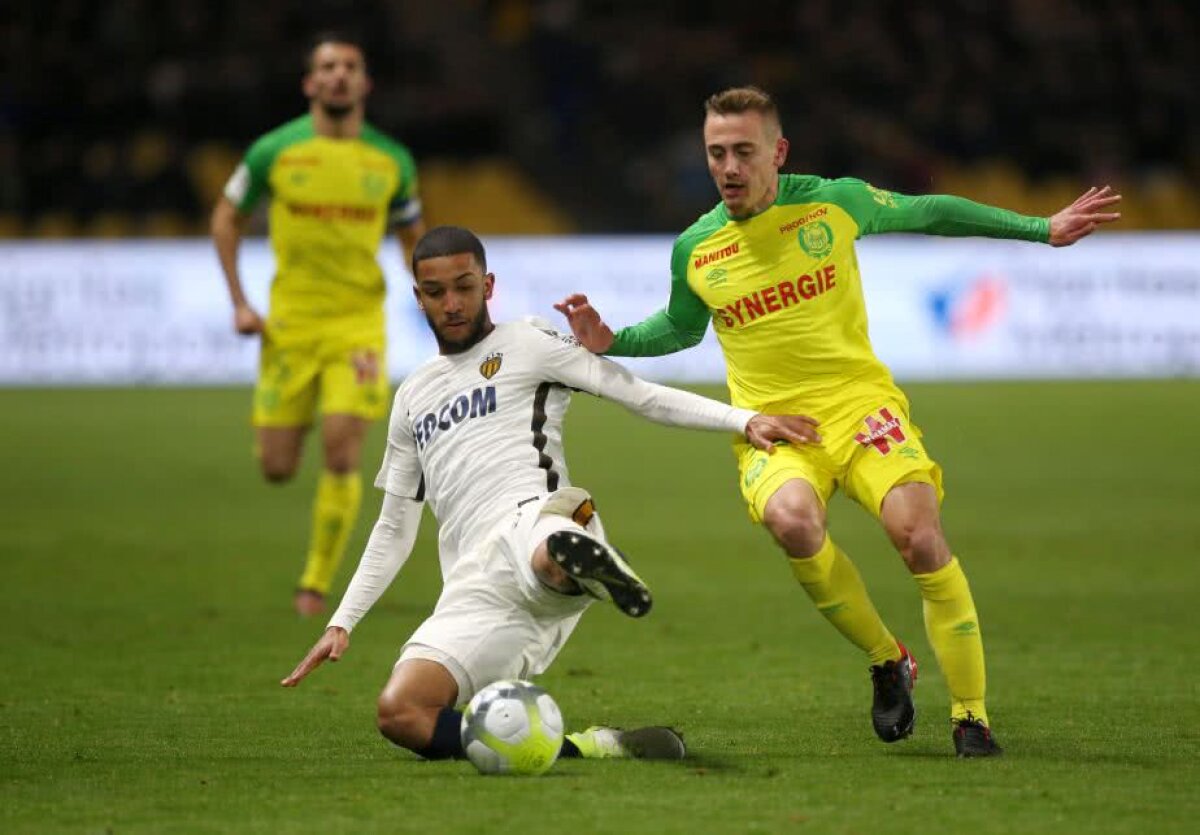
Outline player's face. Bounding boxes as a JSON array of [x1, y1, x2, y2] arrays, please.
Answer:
[[704, 111, 789, 218], [413, 253, 495, 354], [303, 42, 371, 117]]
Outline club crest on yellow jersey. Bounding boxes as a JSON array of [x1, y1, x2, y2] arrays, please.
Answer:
[[479, 352, 503, 380], [798, 220, 834, 258], [361, 170, 388, 200]]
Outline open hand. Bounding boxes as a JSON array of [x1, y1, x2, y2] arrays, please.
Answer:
[[1048, 186, 1122, 247], [281, 626, 349, 687], [553, 293, 615, 353], [745, 414, 822, 452]]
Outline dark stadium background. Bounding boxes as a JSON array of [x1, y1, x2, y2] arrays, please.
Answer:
[[3, 0, 1197, 237]]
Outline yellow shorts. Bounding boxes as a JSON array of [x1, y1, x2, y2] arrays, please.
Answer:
[[252, 328, 389, 427], [736, 397, 943, 522]]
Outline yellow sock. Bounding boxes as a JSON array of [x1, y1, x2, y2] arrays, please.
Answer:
[[914, 557, 988, 725], [790, 537, 900, 666], [298, 470, 362, 594]]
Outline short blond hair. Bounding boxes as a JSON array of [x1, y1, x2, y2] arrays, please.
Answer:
[[704, 86, 780, 129]]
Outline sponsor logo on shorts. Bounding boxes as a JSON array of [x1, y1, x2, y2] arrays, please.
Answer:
[[743, 454, 769, 488], [854, 407, 908, 455], [479, 351, 503, 380], [352, 350, 380, 384]]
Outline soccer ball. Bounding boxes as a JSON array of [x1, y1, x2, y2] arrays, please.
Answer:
[[460, 680, 564, 775]]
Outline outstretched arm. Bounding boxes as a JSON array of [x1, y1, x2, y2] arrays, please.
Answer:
[[838, 179, 1120, 244], [281, 493, 422, 686], [325, 493, 423, 634], [598, 363, 820, 451], [865, 191, 1051, 241], [555, 253, 712, 357], [538, 332, 820, 450]]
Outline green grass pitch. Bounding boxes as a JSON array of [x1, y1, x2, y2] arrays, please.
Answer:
[[2, 382, 1197, 833]]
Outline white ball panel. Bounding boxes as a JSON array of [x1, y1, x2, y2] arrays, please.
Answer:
[[535, 693, 564, 737], [464, 739, 505, 774], [482, 697, 532, 743]]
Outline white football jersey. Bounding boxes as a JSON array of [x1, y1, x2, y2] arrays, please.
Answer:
[[375, 318, 755, 579]]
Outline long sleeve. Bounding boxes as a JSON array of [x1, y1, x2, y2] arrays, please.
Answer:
[[608, 258, 712, 358], [534, 326, 755, 432], [826, 178, 1050, 242], [870, 193, 1050, 241], [593, 360, 756, 432], [326, 492, 423, 633]]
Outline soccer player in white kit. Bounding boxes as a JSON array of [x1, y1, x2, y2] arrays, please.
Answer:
[[282, 226, 821, 761]]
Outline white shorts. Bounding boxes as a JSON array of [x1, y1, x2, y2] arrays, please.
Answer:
[[399, 487, 608, 703]]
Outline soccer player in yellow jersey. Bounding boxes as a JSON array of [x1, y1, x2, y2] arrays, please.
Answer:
[[212, 33, 425, 617], [556, 86, 1121, 757]]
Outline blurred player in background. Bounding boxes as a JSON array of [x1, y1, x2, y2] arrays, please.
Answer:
[[556, 86, 1121, 757], [282, 226, 820, 762], [212, 32, 425, 616]]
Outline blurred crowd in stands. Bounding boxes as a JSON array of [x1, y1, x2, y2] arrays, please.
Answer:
[[2, 0, 1196, 236]]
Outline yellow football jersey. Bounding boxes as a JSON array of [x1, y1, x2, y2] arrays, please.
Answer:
[[225, 115, 421, 342], [609, 175, 1048, 417]]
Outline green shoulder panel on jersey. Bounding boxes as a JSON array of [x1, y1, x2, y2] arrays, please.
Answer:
[[775, 174, 884, 237], [670, 204, 728, 280], [361, 123, 419, 202], [657, 206, 724, 344], [775, 173, 829, 206], [236, 115, 315, 213]]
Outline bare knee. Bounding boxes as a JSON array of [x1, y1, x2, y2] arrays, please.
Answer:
[[321, 415, 369, 475], [257, 427, 305, 483], [260, 457, 298, 483], [889, 521, 950, 573], [376, 693, 428, 751], [322, 448, 357, 475], [763, 500, 826, 558], [375, 658, 459, 751]]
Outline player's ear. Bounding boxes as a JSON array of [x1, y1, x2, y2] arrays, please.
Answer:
[[774, 136, 789, 168], [411, 285, 424, 309], [483, 273, 495, 301], [302, 71, 316, 99]]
